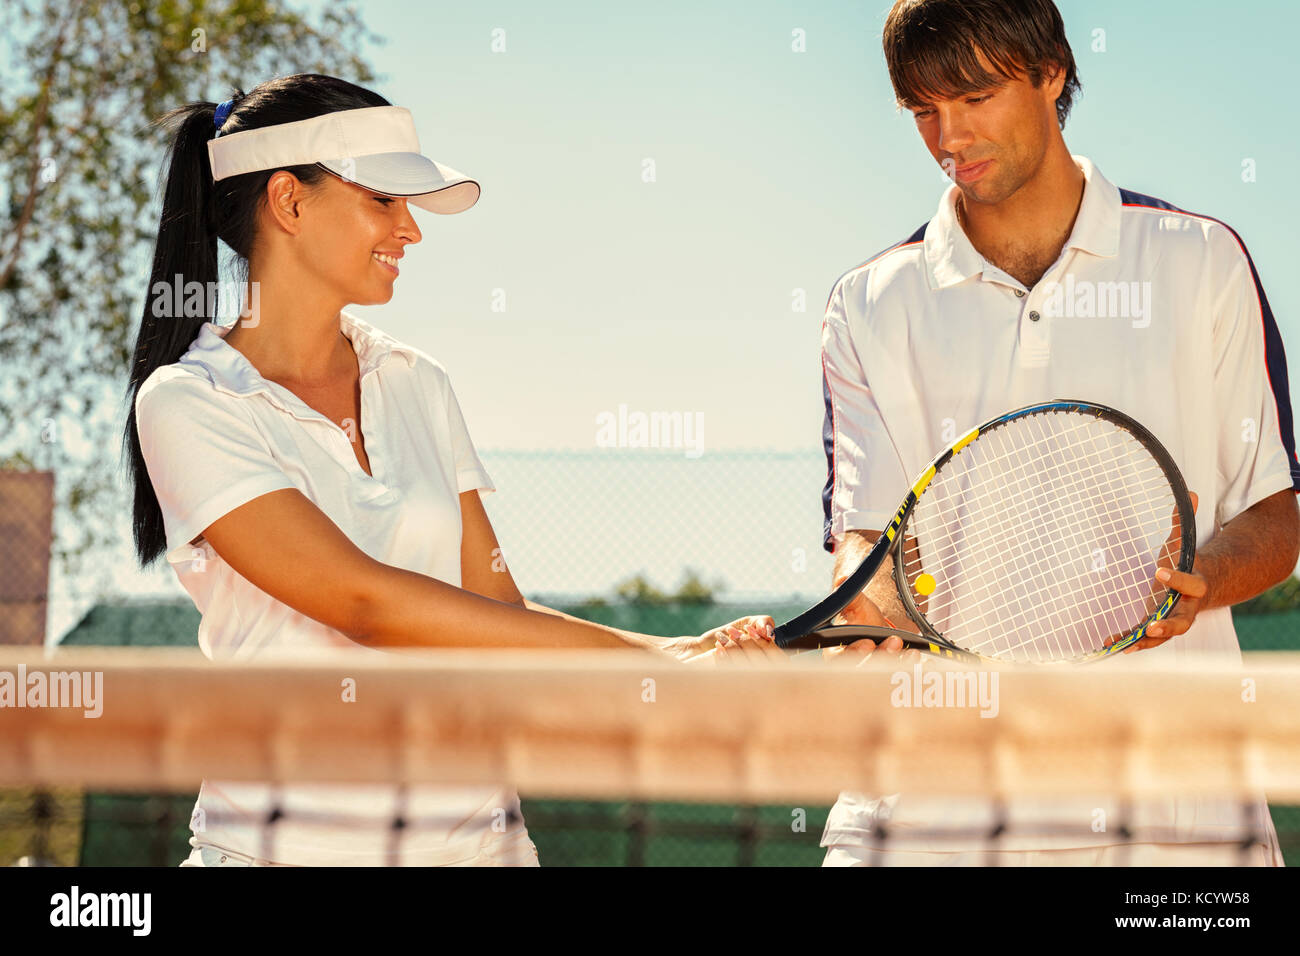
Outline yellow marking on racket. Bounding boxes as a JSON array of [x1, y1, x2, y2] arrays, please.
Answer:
[[911, 465, 936, 495], [885, 499, 909, 542], [914, 573, 936, 596], [952, 426, 979, 453]]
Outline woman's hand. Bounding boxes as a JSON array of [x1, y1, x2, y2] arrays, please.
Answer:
[[703, 616, 787, 664], [669, 615, 776, 662]]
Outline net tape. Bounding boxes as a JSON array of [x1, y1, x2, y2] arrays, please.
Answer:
[[2, 648, 1296, 864]]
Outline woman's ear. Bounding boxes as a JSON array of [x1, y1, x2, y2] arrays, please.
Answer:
[[263, 170, 312, 236]]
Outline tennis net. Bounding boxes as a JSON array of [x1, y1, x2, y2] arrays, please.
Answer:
[[2, 647, 1298, 865]]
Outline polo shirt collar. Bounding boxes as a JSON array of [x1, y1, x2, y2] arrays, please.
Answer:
[[179, 309, 418, 404], [924, 154, 1121, 289]]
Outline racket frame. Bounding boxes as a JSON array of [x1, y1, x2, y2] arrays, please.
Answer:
[[785, 624, 983, 664], [774, 424, 977, 649], [775, 400, 1198, 663]]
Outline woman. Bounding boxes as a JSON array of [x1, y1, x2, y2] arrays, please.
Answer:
[[123, 73, 774, 867]]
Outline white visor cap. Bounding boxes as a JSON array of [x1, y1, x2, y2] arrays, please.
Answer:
[[207, 105, 479, 214]]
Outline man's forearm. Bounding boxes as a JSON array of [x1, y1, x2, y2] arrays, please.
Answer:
[[1195, 489, 1300, 610]]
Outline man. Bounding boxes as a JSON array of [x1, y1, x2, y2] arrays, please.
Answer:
[[818, 0, 1300, 865]]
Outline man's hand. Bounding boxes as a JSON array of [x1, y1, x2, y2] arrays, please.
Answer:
[[1127, 491, 1202, 652], [819, 574, 918, 662], [838, 586, 890, 627]]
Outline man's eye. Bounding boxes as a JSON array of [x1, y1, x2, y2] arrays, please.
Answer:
[[375, 197, 395, 205]]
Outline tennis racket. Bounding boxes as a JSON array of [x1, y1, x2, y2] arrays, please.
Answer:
[[775, 400, 1197, 664]]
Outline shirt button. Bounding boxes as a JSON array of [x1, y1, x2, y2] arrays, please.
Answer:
[[1029, 310, 1041, 321], [1015, 290, 1025, 298]]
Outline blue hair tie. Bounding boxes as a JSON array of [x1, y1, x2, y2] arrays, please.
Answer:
[[214, 99, 234, 131]]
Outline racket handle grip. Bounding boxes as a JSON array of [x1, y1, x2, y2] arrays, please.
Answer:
[[778, 624, 927, 650]]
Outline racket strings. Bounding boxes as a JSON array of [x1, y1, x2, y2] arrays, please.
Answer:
[[913, 434, 1155, 659], [915, 430, 1169, 607], [923, 421, 1175, 660], [929, 418, 1166, 568], [917, 431, 1173, 566], [902, 412, 1184, 662], [917, 459, 1172, 611], [916, 431, 1172, 629], [921, 423, 1179, 660], [963, 419, 1176, 657]]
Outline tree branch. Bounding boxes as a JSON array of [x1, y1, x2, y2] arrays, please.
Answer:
[[0, 0, 87, 290]]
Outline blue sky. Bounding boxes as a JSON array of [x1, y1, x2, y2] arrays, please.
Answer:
[[329, 0, 1300, 453]]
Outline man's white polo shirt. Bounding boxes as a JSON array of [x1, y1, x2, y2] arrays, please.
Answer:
[[819, 155, 1299, 853], [135, 309, 525, 865]]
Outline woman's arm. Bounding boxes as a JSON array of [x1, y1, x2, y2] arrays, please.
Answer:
[[458, 489, 528, 607], [201, 487, 666, 650]]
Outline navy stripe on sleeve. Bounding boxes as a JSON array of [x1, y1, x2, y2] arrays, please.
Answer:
[[821, 366, 836, 552], [821, 223, 929, 553]]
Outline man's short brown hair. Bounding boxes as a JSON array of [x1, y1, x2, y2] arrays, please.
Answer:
[[883, 0, 1082, 128]]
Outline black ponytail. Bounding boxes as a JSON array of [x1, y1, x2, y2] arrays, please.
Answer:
[[124, 74, 390, 567]]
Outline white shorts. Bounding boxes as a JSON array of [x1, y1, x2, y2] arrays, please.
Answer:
[[822, 841, 1283, 867], [178, 829, 541, 867]]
